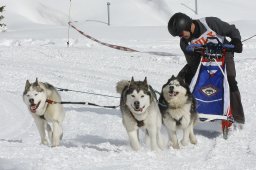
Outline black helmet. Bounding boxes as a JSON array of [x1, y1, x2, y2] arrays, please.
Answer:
[[168, 13, 192, 36]]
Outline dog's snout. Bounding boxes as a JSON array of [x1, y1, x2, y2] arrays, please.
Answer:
[[169, 86, 174, 91], [134, 101, 140, 108], [29, 98, 34, 104]]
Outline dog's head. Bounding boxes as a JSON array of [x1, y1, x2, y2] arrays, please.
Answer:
[[125, 77, 152, 114], [23, 78, 47, 114], [161, 75, 190, 105]]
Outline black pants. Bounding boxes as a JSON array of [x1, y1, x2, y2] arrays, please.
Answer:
[[178, 53, 245, 123]]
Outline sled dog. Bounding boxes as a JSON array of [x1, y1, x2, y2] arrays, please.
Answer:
[[116, 77, 164, 151], [23, 78, 65, 147], [159, 75, 198, 149]]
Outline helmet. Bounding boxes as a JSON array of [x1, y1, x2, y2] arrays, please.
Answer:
[[168, 13, 192, 36]]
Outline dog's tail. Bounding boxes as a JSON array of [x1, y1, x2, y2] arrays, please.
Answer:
[[116, 80, 130, 94]]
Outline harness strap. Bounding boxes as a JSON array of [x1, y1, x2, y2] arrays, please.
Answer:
[[173, 116, 183, 126], [46, 99, 58, 104], [39, 115, 45, 120], [36, 100, 52, 120], [46, 99, 119, 109], [130, 111, 144, 127]]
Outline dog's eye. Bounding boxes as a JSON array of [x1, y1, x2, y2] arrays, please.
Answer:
[[26, 94, 30, 97], [35, 94, 38, 96], [176, 84, 180, 87], [131, 95, 135, 97], [141, 95, 144, 98]]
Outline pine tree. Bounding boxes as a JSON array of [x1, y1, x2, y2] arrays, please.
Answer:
[[0, 5, 6, 31]]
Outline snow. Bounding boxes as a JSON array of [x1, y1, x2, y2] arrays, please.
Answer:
[[0, 0, 256, 169]]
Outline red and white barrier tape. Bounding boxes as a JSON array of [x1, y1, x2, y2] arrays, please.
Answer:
[[69, 22, 139, 52]]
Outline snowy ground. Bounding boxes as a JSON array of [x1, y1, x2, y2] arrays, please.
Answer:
[[1, 0, 256, 170]]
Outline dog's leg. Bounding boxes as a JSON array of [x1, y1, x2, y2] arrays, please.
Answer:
[[169, 130, 180, 149], [189, 125, 197, 144], [147, 127, 160, 151], [128, 130, 140, 151], [181, 126, 190, 146], [157, 129, 165, 150], [46, 123, 53, 145], [145, 129, 150, 147], [52, 121, 62, 147], [164, 119, 179, 149], [34, 116, 48, 145]]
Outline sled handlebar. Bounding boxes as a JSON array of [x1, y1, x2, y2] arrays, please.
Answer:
[[186, 43, 234, 53], [186, 37, 234, 53]]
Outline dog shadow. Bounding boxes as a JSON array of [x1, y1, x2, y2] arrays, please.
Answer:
[[0, 139, 23, 143], [146, 51, 178, 56], [194, 121, 222, 139], [62, 134, 127, 152], [64, 106, 121, 117], [194, 129, 220, 139]]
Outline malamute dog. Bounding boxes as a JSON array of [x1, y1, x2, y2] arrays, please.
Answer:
[[116, 77, 164, 151], [159, 75, 198, 149], [23, 78, 65, 147]]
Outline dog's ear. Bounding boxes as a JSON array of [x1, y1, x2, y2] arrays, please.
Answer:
[[165, 76, 173, 86], [181, 77, 186, 84], [177, 76, 186, 85], [128, 77, 134, 89], [130, 77, 135, 84], [166, 75, 175, 84], [25, 80, 31, 89], [143, 77, 148, 85], [35, 78, 39, 86]]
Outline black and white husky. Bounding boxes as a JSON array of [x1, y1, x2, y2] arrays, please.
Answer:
[[116, 77, 164, 151], [23, 78, 65, 147], [159, 75, 198, 149]]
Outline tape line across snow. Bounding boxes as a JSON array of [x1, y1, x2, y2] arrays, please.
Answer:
[[69, 22, 139, 52]]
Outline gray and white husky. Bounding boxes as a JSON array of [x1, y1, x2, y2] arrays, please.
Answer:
[[116, 77, 164, 151], [159, 75, 198, 149], [23, 78, 65, 147]]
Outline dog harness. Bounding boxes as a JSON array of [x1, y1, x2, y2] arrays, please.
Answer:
[[37, 99, 54, 120], [173, 116, 183, 126], [130, 111, 144, 127], [39, 115, 45, 120]]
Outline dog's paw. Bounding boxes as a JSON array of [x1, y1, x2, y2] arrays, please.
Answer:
[[151, 147, 161, 152], [41, 139, 49, 145], [181, 139, 189, 146], [51, 144, 59, 147], [190, 137, 197, 145], [52, 141, 60, 147], [131, 145, 140, 151], [171, 143, 180, 149], [151, 145, 162, 152]]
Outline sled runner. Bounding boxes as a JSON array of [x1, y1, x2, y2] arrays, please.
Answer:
[[188, 37, 234, 139]]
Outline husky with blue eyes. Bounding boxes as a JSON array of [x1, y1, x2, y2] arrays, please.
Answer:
[[116, 77, 164, 151], [159, 75, 198, 149], [23, 78, 65, 147]]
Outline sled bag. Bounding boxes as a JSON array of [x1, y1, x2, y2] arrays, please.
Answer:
[[190, 58, 230, 119]]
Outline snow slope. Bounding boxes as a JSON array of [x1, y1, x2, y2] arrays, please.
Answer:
[[1, 0, 256, 170]]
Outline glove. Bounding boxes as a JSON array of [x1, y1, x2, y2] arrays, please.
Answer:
[[230, 38, 243, 53]]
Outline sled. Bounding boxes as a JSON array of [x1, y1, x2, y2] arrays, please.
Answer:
[[188, 37, 234, 139]]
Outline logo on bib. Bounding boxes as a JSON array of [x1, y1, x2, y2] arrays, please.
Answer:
[[201, 85, 218, 96]]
